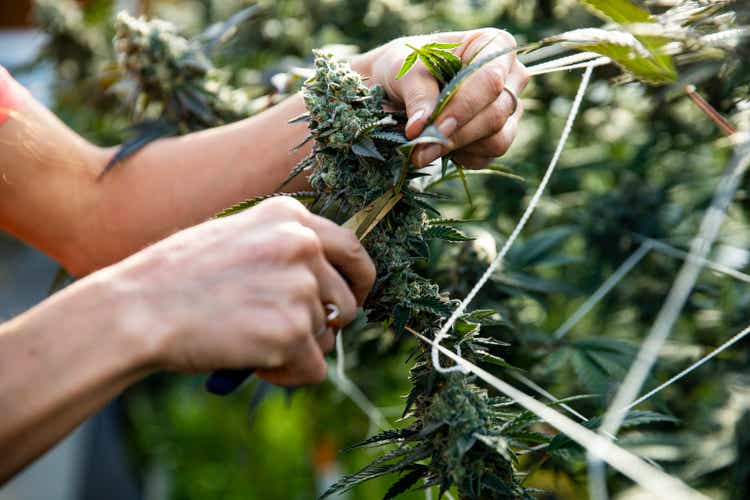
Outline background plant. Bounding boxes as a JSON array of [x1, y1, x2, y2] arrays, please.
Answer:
[[22, 0, 750, 499]]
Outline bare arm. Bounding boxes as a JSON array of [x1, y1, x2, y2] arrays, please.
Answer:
[[0, 89, 312, 275], [0, 197, 375, 482], [0, 29, 527, 276]]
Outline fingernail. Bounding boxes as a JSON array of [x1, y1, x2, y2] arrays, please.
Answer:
[[437, 117, 457, 138], [418, 144, 442, 166], [406, 109, 425, 131]]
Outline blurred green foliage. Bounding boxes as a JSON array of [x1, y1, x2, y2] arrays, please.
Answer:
[[26, 0, 750, 498]]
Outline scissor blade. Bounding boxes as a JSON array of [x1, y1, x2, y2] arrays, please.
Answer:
[[343, 189, 403, 240]]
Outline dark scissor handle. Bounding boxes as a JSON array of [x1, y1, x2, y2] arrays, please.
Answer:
[[205, 368, 255, 395]]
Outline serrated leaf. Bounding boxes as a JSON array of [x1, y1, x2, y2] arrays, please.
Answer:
[[102, 121, 177, 175], [371, 130, 408, 144], [384, 467, 428, 500], [548, 410, 678, 452], [352, 137, 385, 161], [396, 51, 419, 79], [578, 0, 653, 25], [431, 46, 521, 121], [343, 428, 418, 452], [423, 225, 474, 242], [214, 192, 316, 218], [545, 28, 677, 84], [410, 296, 455, 316]]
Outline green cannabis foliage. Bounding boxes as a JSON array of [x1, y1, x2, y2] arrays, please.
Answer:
[[294, 52, 533, 498], [107, 10, 261, 170], [23, 0, 750, 498]]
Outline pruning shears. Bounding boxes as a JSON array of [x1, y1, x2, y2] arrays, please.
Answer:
[[205, 189, 403, 395]]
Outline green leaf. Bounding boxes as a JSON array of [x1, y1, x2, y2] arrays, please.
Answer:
[[422, 224, 474, 242], [423, 42, 463, 50], [578, 0, 653, 24], [506, 226, 576, 268], [395, 51, 418, 79], [352, 137, 385, 161], [548, 410, 678, 452], [410, 296, 455, 316], [545, 28, 677, 84], [344, 428, 418, 452], [430, 46, 521, 121], [384, 467, 428, 500], [102, 121, 177, 175], [214, 192, 316, 218]]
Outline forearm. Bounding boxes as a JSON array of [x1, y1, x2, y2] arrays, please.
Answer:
[[0, 53, 379, 276], [90, 94, 312, 271], [86, 53, 379, 273], [0, 270, 154, 482]]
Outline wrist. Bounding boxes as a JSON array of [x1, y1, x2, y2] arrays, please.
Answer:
[[51, 266, 163, 378]]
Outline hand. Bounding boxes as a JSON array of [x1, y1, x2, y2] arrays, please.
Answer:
[[110, 196, 376, 386], [355, 28, 530, 168]]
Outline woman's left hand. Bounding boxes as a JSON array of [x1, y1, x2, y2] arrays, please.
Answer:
[[353, 28, 530, 169]]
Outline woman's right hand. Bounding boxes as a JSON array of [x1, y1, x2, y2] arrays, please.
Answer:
[[107, 196, 376, 386]]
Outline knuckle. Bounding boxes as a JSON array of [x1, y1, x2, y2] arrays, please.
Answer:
[[261, 196, 309, 221], [296, 269, 320, 298], [289, 224, 323, 260], [484, 28, 516, 48]]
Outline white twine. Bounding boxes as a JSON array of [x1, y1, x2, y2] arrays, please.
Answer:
[[554, 241, 654, 340], [599, 141, 750, 439], [430, 63, 595, 374], [588, 140, 750, 497], [529, 57, 611, 76], [624, 321, 750, 412], [408, 327, 708, 500], [328, 331, 390, 432]]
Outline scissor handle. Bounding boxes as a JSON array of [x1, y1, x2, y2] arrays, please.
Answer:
[[205, 368, 255, 395]]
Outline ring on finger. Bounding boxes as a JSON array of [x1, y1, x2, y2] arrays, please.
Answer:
[[502, 87, 519, 117], [315, 303, 340, 337]]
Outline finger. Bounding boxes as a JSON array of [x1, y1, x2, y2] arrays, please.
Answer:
[[316, 328, 336, 354], [310, 254, 358, 327], [450, 151, 495, 169], [415, 63, 526, 166], [257, 335, 328, 386], [447, 59, 526, 151], [391, 64, 440, 139], [460, 107, 521, 159], [431, 29, 517, 141], [302, 214, 377, 305]]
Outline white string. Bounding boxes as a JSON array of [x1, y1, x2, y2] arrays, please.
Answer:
[[529, 57, 611, 76], [623, 322, 750, 412], [554, 241, 653, 340], [327, 332, 390, 432], [510, 371, 589, 422], [640, 236, 750, 285], [588, 140, 750, 496], [430, 63, 595, 374], [599, 141, 750, 439], [526, 51, 603, 73], [407, 327, 708, 500]]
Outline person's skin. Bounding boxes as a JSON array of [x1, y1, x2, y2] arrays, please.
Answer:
[[0, 28, 528, 482]]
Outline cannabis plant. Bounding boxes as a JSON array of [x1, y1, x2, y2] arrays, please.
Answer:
[[107, 8, 262, 170]]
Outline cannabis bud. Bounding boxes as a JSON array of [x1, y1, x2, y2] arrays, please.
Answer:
[[114, 12, 253, 131], [302, 52, 530, 499]]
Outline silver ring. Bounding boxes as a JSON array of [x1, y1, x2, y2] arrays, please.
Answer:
[[315, 303, 340, 337], [502, 87, 519, 116]]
